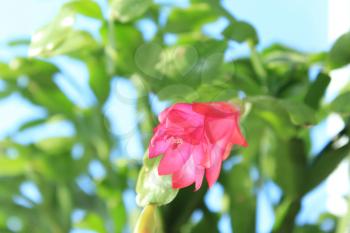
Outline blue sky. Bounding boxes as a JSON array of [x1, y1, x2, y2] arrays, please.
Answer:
[[0, 0, 349, 233]]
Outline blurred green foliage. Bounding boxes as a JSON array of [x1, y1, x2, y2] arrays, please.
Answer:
[[0, 0, 350, 232]]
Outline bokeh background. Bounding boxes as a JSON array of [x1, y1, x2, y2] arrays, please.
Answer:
[[0, 0, 350, 232]]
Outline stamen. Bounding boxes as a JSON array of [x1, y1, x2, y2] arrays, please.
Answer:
[[172, 137, 183, 145]]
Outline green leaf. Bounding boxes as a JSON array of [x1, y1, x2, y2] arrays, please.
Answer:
[[262, 43, 307, 65], [224, 163, 256, 233], [293, 225, 325, 233], [306, 143, 350, 193], [280, 100, 316, 126], [247, 96, 295, 138], [63, 0, 103, 19], [0, 58, 59, 81], [101, 23, 144, 76], [304, 72, 330, 110], [273, 198, 293, 231], [86, 56, 111, 104], [136, 152, 179, 207], [156, 45, 198, 78], [259, 132, 307, 197], [227, 59, 264, 95], [7, 38, 31, 47], [75, 213, 107, 233], [0, 156, 28, 177], [110, 0, 151, 23], [223, 21, 259, 44], [29, 9, 98, 57], [328, 32, 350, 69], [0, 58, 76, 115], [18, 115, 65, 132], [136, 39, 226, 94], [329, 92, 350, 116], [135, 42, 162, 78], [272, 198, 302, 233], [165, 3, 219, 33], [35, 137, 74, 154]]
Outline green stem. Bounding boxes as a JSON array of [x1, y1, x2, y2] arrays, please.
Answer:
[[106, 12, 117, 75], [272, 197, 302, 233], [134, 205, 163, 233], [248, 40, 267, 86], [336, 157, 350, 233], [134, 75, 157, 148]]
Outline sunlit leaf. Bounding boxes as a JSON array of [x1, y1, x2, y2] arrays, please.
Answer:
[[35, 137, 74, 154], [304, 72, 330, 110], [165, 3, 219, 33], [136, 152, 179, 207], [110, 0, 152, 23], [63, 0, 103, 19], [223, 20, 259, 44], [328, 32, 350, 69], [281, 99, 316, 126], [247, 96, 295, 138], [329, 92, 350, 116], [306, 143, 350, 193], [0, 156, 28, 177], [75, 213, 107, 233], [86, 56, 111, 103], [29, 9, 98, 57], [100, 23, 144, 76], [224, 163, 256, 233], [7, 38, 31, 47]]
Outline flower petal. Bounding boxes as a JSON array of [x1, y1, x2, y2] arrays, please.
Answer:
[[192, 144, 210, 168], [193, 102, 236, 118], [194, 167, 205, 190], [205, 117, 234, 143], [230, 115, 248, 147], [172, 157, 196, 189], [158, 142, 191, 175], [149, 132, 170, 158], [149, 101, 248, 191], [205, 160, 222, 188], [166, 109, 203, 129], [222, 143, 233, 160]]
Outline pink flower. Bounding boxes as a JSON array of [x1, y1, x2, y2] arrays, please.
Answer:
[[149, 102, 248, 190]]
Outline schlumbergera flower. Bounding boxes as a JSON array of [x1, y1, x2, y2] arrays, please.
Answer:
[[148, 102, 248, 190]]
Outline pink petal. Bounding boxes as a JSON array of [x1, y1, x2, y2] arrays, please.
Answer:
[[205, 160, 222, 188], [149, 138, 169, 158], [166, 109, 203, 129], [158, 142, 191, 175], [188, 126, 204, 144], [207, 137, 229, 164], [172, 157, 196, 189], [222, 143, 233, 160], [159, 103, 194, 123], [230, 115, 248, 147], [149, 101, 248, 191], [172, 103, 195, 113], [192, 144, 210, 168], [158, 107, 171, 123], [194, 167, 205, 190], [205, 117, 234, 143], [204, 138, 225, 187], [149, 127, 169, 158], [193, 102, 236, 118]]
